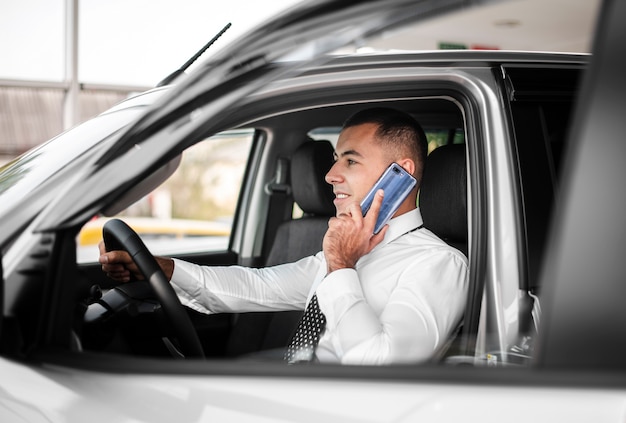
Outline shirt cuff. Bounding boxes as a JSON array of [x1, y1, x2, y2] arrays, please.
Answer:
[[170, 258, 200, 295], [169, 258, 212, 314]]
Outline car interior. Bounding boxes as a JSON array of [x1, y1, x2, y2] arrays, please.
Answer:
[[69, 97, 472, 363]]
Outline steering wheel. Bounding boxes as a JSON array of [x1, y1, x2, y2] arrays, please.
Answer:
[[102, 218, 205, 358]]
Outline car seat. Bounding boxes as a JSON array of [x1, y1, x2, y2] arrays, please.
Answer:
[[264, 140, 336, 265], [419, 143, 468, 256]]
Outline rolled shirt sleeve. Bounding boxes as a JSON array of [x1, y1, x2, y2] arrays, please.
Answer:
[[170, 255, 323, 315]]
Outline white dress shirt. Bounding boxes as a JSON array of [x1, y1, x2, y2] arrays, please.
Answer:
[[170, 208, 468, 365]]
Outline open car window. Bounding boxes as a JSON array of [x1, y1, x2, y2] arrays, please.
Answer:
[[5, 53, 581, 375]]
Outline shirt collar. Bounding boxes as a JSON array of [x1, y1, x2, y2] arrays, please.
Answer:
[[379, 208, 424, 247]]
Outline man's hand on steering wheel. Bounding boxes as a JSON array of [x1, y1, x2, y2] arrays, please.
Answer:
[[99, 241, 174, 283], [99, 241, 139, 282], [98, 219, 203, 358]]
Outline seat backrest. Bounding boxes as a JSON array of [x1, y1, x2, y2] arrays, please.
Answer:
[[419, 143, 468, 256], [226, 140, 335, 356], [265, 140, 336, 266]]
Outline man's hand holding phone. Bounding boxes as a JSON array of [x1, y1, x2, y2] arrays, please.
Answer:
[[360, 163, 417, 234], [323, 163, 416, 274], [323, 189, 388, 274]]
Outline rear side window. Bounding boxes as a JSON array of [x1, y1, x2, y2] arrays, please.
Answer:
[[425, 128, 465, 153]]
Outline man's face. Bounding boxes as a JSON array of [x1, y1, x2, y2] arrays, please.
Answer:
[[325, 123, 390, 216]]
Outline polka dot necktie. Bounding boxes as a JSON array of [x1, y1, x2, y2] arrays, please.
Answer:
[[284, 294, 326, 364]]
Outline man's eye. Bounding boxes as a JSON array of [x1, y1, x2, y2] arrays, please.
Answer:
[[347, 159, 357, 165]]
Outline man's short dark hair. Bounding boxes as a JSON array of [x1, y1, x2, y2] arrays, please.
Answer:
[[343, 107, 428, 178]]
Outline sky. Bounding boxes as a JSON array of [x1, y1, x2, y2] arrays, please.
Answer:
[[0, 0, 303, 87], [1, 0, 600, 88]]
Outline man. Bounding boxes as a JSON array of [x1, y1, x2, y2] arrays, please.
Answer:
[[100, 107, 468, 365]]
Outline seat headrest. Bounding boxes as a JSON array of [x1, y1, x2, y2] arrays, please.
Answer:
[[419, 143, 467, 254], [290, 140, 336, 216]]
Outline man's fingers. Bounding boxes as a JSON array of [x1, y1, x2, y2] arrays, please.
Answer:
[[99, 249, 139, 282], [98, 242, 132, 268], [99, 250, 132, 265], [363, 189, 384, 229]]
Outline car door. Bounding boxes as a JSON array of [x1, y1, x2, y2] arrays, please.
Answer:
[[534, 0, 626, 371]]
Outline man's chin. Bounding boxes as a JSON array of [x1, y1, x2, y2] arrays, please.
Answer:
[[334, 206, 353, 217], [333, 197, 361, 216]]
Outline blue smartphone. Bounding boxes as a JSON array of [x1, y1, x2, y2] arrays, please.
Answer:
[[360, 163, 417, 234]]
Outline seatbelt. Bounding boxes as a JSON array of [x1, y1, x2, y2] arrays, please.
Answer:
[[262, 157, 293, 261]]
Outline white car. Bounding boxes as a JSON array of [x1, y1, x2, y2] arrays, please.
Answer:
[[1, 0, 625, 421]]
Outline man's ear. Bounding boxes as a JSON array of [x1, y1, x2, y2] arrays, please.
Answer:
[[397, 158, 415, 176]]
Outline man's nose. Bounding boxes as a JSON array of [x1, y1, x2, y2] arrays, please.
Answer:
[[325, 162, 341, 185]]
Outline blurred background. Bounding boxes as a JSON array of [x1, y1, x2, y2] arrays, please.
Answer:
[[0, 0, 600, 164]]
